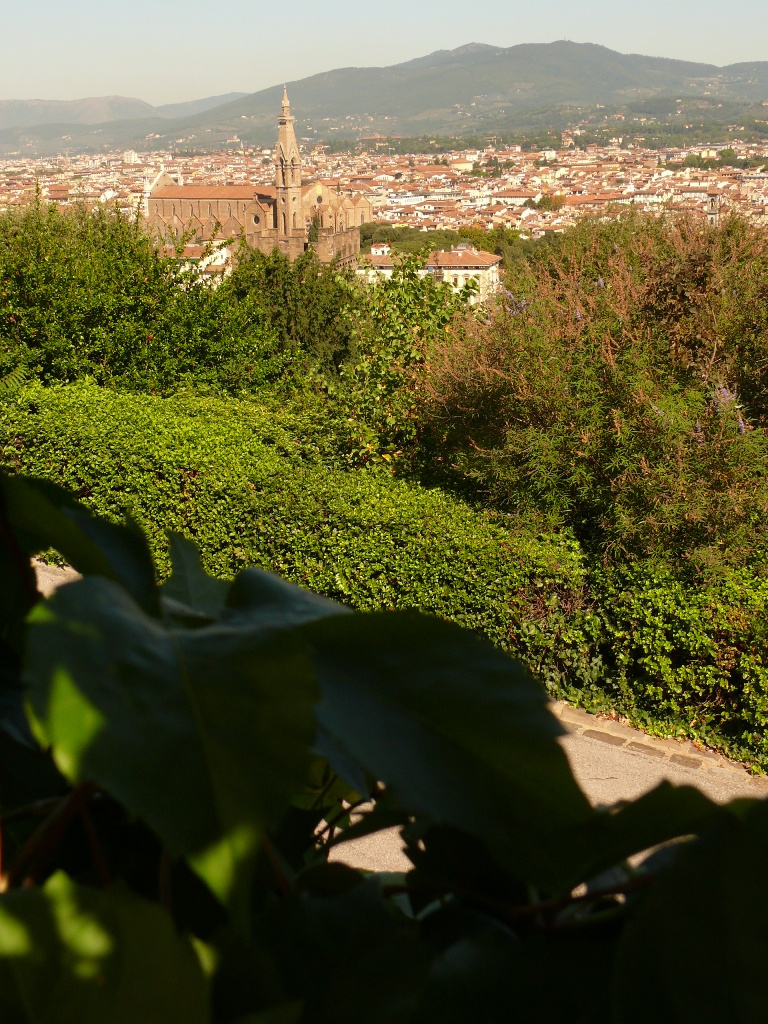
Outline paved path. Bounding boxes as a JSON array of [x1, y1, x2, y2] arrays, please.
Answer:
[[32, 561, 768, 873], [332, 705, 768, 873], [33, 561, 80, 597]]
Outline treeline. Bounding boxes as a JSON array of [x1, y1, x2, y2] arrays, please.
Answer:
[[5, 201, 768, 763], [359, 221, 523, 263]]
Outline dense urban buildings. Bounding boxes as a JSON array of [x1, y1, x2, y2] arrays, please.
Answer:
[[2, 118, 767, 259]]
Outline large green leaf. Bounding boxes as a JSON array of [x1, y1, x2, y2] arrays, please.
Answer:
[[0, 872, 208, 1024], [0, 505, 38, 655], [303, 611, 592, 890], [161, 533, 230, 622], [557, 780, 737, 890], [2, 474, 157, 614], [613, 798, 768, 1022], [224, 566, 351, 629], [413, 928, 613, 1023], [24, 577, 318, 923]]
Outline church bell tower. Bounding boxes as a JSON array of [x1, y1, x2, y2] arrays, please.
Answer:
[[275, 87, 304, 256]]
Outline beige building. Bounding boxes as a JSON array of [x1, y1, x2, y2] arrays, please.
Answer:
[[361, 244, 502, 304], [147, 89, 372, 265]]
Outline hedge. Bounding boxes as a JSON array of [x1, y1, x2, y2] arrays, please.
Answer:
[[4, 381, 768, 768], [0, 382, 591, 672]]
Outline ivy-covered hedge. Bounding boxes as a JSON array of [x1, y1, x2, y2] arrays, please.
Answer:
[[581, 567, 768, 765], [4, 381, 768, 768], [0, 381, 590, 668]]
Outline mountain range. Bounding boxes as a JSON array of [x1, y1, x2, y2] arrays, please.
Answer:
[[2, 41, 767, 156], [0, 93, 248, 132]]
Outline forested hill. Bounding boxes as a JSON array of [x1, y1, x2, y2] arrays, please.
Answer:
[[2, 41, 768, 154]]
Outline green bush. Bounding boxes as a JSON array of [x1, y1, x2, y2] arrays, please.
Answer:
[[415, 212, 768, 572], [0, 201, 287, 394], [0, 381, 590, 668], [584, 566, 768, 764]]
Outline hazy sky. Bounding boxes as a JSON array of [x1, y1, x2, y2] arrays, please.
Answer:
[[3, 0, 767, 105]]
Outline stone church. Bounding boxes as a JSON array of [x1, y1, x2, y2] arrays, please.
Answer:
[[147, 89, 372, 264]]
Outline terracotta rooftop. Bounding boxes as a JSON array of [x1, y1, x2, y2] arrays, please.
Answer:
[[365, 248, 500, 269]]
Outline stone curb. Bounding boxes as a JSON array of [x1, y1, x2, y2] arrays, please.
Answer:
[[551, 700, 768, 788]]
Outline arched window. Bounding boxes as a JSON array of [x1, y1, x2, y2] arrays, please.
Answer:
[[293, 211, 298, 229], [282, 212, 287, 234]]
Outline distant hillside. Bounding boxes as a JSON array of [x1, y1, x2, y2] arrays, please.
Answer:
[[0, 96, 155, 131], [154, 93, 249, 119], [2, 41, 767, 155], [0, 92, 249, 132]]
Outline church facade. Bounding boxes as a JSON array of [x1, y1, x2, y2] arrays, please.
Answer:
[[147, 90, 372, 265]]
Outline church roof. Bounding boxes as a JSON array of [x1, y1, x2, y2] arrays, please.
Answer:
[[151, 185, 277, 202]]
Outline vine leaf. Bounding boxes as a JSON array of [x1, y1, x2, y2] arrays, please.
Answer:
[[556, 779, 734, 889], [303, 610, 593, 890], [161, 533, 230, 622], [2, 473, 157, 615], [613, 798, 768, 1022], [0, 872, 208, 1024], [24, 577, 318, 927]]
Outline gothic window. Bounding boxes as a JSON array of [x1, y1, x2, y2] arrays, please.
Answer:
[[282, 213, 287, 234], [293, 211, 298, 229]]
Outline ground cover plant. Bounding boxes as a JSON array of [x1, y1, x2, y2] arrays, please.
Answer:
[[1, 475, 768, 1023]]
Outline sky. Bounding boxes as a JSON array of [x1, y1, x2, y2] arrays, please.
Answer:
[[2, 0, 767, 105]]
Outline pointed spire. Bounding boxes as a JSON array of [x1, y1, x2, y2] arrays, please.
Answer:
[[282, 85, 290, 117]]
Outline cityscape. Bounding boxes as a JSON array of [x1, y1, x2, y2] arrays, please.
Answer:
[[3, 130, 768, 240]]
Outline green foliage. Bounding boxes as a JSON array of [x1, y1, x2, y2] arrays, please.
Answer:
[[415, 211, 768, 571], [6, 381, 768, 766], [2, 476, 768, 1021], [0, 873, 208, 1024], [335, 254, 478, 466], [0, 200, 283, 394], [0, 380, 589, 668], [222, 244, 359, 374]]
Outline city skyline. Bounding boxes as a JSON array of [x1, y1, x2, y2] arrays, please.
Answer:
[[3, 0, 767, 106]]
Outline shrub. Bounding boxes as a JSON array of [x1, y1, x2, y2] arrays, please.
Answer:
[[0, 381, 590, 670], [6, 381, 768, 766], [0, 200, 285, 394], [414, 212, 768, 572]]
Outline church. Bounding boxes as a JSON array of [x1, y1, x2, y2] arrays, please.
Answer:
[[146, 89, 372, 265]]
